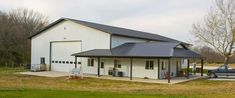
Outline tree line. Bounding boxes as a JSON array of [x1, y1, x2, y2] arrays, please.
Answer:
[[0, 8, 48, 67], [193, 46, 235, 63]]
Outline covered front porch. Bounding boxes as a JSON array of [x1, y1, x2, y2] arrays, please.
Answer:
[[73, 57, 204, 83], [71, 42, 205, 83]]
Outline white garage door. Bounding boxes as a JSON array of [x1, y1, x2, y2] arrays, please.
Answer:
[[51, 41, 81, 72]]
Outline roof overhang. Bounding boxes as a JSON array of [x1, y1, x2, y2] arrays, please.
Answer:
[[71, 42, 205, 59]]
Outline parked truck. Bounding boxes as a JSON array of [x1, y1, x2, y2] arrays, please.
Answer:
[[208, 65, 235, 78]]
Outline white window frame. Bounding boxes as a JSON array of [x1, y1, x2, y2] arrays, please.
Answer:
[[145, 60, 154, 70], [88, 58, 94, 67], [114, 60, 121, 68]]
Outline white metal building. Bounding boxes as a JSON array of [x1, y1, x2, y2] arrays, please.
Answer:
[[29, 18, 204, 82]]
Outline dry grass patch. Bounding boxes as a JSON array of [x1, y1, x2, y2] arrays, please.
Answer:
[[1, 67, 235, 97]]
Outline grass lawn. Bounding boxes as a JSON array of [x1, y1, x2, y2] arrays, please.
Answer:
[[1, 67, 235, 98]]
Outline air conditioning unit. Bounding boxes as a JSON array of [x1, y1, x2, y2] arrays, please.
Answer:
[[31, 64, 40, 72], [31, 64, 47, 72]]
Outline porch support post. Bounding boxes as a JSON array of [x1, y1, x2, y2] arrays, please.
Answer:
[[49, 42, 52, 71], [97, 57, 100, 77], [157, 59, 160, 80], [168, 58, 171, 83], [75, 56, 77, 68], [187, 59, 190, 79], [201, 59, 204, 77], [130, 58, 133, 80]]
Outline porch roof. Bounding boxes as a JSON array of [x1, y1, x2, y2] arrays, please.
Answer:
[[71, 42, 204, 58]]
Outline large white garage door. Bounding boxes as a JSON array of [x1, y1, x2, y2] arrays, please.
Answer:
[[51, 41, 81, 72]]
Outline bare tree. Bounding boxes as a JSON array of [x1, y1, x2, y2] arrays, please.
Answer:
[[8, 8, 49, 35], [0, 11, 4, 16], [193, 46, 225, 63], [0, 8, 48, 67], [192, 0, 235, 65]]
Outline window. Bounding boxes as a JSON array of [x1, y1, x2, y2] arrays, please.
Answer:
[[88, 59, 94, 67], [73, 61, 81, 64], [145, 61, 149, 69], [161, 61, 166, 70], [55, 61, 58, 63], [114, 60, 121, 68], [100, 62, 104, 68], [52, 61, 54, 63], [66, 61, 69, 64], [219, 66, 226, 70], [62, 61, 65, 64], [59, 61, 61, 63], [40, 57, 45, 64], [145, 60, 154, 70]]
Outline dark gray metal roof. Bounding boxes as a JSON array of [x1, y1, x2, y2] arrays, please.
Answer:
[[111, 42, 178, 57], [29, 18, 188, 44], [173, 48, 203, 58], [72, 42, 203, 58], [68, 18, 182, 43], [73, 49, 112, 57]]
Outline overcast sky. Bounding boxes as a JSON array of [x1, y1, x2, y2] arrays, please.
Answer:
[[0, 0, 213, 43]]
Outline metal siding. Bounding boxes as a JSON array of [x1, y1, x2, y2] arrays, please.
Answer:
[[111, 35, 149, 48], [31, 20, 110, 73]]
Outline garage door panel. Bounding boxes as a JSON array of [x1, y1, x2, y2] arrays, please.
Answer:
[[51, 41, 81, 72]]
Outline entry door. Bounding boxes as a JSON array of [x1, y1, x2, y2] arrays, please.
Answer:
[[100, 61, 105, 75], [159, 59, 168, 79], [176, 60, 180, 76]]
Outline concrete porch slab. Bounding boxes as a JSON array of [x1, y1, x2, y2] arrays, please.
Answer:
[[19, 71, 204, 84], [85, 74, 203, 84]]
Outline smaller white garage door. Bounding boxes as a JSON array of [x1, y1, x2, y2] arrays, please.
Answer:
[[51, 41, 81, 72]]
